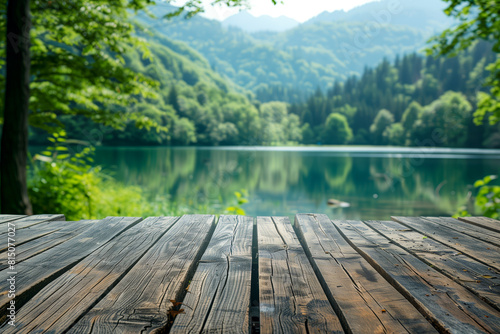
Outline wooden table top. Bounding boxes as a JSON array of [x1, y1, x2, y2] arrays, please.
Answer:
[[0, 214, 499, 333]]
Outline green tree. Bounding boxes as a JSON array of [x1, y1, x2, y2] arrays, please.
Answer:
[[283, 114, 303, 143], [412, 92, 472, 147], [434, 91, 472, 147], [0, 0, 277, 214], [428, 0, 500, 125], [383, 123, 405, 146], [1, 0, 32, 214], [322, 113, 353, 145], [370, 109, 394, 144], [401, 101, 423, 131], [1, 0, 157, 214], [259, 101, 302, 144], [173, 117, 197, 145], [332, 104, 357, 125], [429, 0, 500, 217], [260, 101, 288, 123], [167, 85, 181, 114]]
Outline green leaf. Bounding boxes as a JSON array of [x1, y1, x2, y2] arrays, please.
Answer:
[[475, 180, 485, 187]]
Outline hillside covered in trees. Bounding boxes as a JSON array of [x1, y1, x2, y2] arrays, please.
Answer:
[[290, 41, 499, 148], [25, 1, 500, 149], [31, 34, 499, 148], [28, 27, 302, 146], [134, 1, 442, 102]]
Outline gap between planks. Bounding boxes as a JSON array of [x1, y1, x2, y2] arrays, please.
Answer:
[[0, 216, 142, 323], [258, 216, 343, 333], [68, 214, 216, 334], [170, 215, 254, 334], [294, 214, 436, 334], [2, 217, 180, 333]]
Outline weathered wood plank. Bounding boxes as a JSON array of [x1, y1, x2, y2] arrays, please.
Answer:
[[365, 220, 500, 310], [0, 215, 25, 224], [0, 214, 65, 236], [295, 214, 435, 334], [393, 216, 500, 272], [0, 216, 141, 318], [3, 216, 179, 334], [258, 216, 343, 333], [69, 215, 214, 334], [337, 219, 500, 334], [0, 220, 96, 271], [170, 215, 253, 334], [459, 216, 500, 234], [0, 219, 74, 253], [423, 216, 500, 247]]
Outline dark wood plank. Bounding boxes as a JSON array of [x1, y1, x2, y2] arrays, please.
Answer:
[[393, 216, 500, 272], [423, 216, 500, 247], [365, 220, 500, 310], [337, 219, 500, 334], [258, 216, 343, 333], [69, 215, 214, 334], [0, 215, 25, 224], [0, 214, 65, 236], [0, 220, 96, 270], [0, 216, 141, 317], [0, 219, 74, 253], [3, 216, 179, 334], [170, 215, 253, 334], [459, 216, 500, 234], [295, 214, 435, 334]]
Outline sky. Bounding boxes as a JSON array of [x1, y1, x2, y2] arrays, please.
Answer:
[[173, 0, 378, 23]]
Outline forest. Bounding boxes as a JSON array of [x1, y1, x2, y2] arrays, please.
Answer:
[[29, 38, 499, 149], [1, 0, 499, 220]]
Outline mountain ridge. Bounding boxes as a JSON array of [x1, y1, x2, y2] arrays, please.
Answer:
[[133, 0, 455, 101], [222, 10, 300, 32]]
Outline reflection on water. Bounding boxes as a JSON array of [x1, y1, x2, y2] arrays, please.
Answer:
[[94, 146, 500, 220]]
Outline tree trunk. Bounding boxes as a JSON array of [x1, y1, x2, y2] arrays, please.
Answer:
[[1, 0, 32, 214]]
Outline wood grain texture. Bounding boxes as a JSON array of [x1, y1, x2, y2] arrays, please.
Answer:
[[0, 216, 141, 315], [0, 214, 65, 236], [295, 214, 434, 334], [458, 216, 500, 234], [393, 216, 500, 272], [423, 216, 500, 247], [69, 215, 214, 334], [337, 220, 500, 334], [258, 216, 343, 333], [0, 220, 96, 270], [0, 219, 77, 253], [170, 215, 253, 334], [365, 220, 500, 310], [3, 217, 178, 334], [0, 215, 25, 224]]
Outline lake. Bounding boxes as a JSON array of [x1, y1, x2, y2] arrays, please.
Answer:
[[94, 146, 500, 220]]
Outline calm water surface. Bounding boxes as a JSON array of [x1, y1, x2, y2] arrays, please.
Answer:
[[94, 146, 500, 220]]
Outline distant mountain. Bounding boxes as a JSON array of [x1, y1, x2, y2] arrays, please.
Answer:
[[133, 1, 456, 102], [222, 11, 300, 32], [306, 0, 454, 33]]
